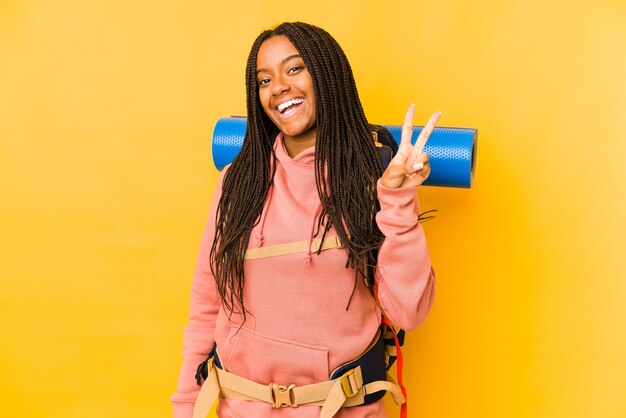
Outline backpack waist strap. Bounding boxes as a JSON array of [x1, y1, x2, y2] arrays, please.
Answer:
[[192, 329, 405, 418]]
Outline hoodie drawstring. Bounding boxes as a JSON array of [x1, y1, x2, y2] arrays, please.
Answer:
[[304, 203, 324, 266], [255, 185, 274, 248]]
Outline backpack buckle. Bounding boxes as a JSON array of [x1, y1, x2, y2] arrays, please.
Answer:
[[270, 383, 297, 408]]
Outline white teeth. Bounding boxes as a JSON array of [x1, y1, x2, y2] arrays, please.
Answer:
[[277, 98, 304, 113]]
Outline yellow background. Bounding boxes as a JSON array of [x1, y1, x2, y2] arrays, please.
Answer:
[[1, 1, 625, 417]]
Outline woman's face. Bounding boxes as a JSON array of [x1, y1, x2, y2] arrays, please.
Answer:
[[256, 35, 317, 155]]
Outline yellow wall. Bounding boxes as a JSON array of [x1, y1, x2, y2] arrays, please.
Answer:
[[1, 1, 624, 417]]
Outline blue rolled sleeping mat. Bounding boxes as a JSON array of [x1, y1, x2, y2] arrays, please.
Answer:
[[212, 117, 477, 188]]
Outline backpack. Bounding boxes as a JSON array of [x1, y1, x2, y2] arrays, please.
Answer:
[[369, 124, 398, 169]]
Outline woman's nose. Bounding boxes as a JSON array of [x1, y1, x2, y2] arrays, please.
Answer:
[[271, 74, 290, 95]]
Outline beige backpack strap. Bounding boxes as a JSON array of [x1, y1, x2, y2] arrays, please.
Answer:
[[244, 235, 344, 260], [192, 358, 220, 418], [364, 373, 406, 406], [319, 367, 364, 418], [213, 366, 367, 408]]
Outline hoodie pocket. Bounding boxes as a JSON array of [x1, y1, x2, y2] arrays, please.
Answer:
[[222, 325, 329, 386]]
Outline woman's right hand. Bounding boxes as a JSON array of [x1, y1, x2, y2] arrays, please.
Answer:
[[379, 104, 440, 189]]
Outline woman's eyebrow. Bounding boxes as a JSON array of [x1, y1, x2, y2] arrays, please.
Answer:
[[256, 54, 302, 75]]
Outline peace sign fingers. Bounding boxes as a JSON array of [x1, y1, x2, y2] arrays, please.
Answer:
[[402, 110, 440, 184], [388, 103, 417, 168], [380, 105, 441, 189]]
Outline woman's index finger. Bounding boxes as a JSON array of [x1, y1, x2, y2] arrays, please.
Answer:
[[414, 111, 441, 154], [400, 103, 416, 146]]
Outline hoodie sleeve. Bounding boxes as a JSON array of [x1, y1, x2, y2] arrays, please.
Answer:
[[170, 169, 226, 418], [374, 179, 436, 331]]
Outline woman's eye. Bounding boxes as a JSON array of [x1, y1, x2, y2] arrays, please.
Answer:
[[288, 66, 303, 74], [258, 78, 270, 86]]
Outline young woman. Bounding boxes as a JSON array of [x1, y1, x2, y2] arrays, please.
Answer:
[[171, 22, 439, 418]]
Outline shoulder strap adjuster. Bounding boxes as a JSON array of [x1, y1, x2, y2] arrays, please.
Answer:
[[340, 367, 363, 398]]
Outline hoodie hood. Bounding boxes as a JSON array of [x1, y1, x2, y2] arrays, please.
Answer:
[[252, 133, 323, 266]]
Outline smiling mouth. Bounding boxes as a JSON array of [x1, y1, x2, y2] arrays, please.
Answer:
[[277, 98, 304, 114]]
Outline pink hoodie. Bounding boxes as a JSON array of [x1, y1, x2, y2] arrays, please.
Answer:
[[171, 135, 436, 418]]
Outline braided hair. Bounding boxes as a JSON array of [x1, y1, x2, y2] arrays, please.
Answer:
[[210, 22, 384, 319]]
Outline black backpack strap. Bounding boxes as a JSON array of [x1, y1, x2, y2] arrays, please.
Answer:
[[195, 344, 221, 385], [369, 124, 397, 170]]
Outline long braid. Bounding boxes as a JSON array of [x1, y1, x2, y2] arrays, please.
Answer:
[[210, 22, 385, 319], [288, 23, 384, 272], [209, 30, 278, 319]]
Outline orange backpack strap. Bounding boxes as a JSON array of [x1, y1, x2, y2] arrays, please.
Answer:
[[381, 316, 408, 418]]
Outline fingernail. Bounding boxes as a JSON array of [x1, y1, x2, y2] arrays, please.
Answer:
[[412, 163, 424, 170]]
